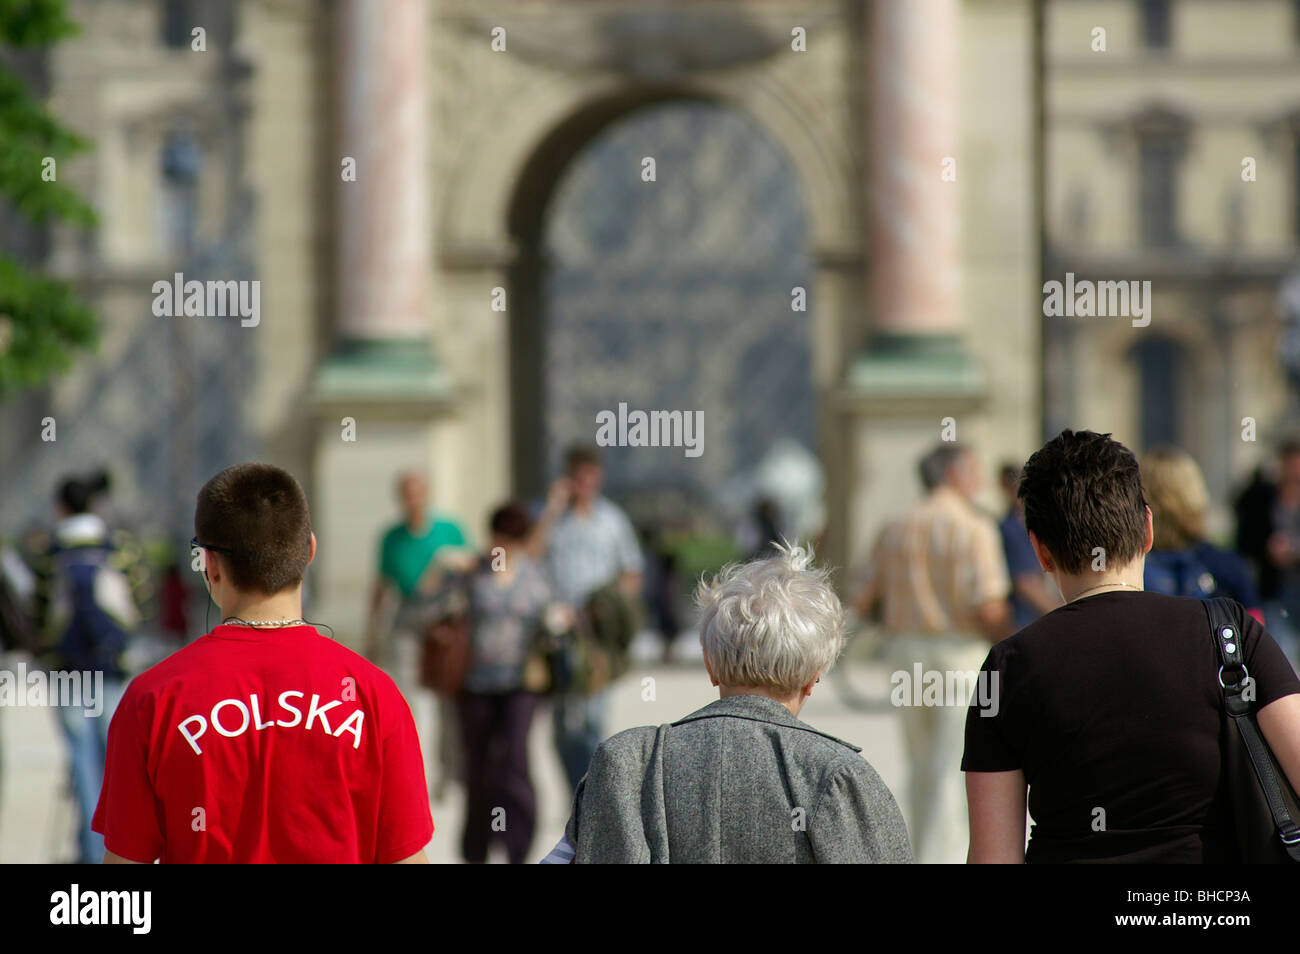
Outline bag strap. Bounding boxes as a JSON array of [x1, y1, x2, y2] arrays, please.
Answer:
[[1204, 597, 1300, 861]]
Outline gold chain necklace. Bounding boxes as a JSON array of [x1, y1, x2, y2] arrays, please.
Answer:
[[1069, 581, 1137, 602], [222, 617, 306, 628]]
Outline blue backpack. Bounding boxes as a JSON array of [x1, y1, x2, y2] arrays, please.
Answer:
[[1143, 549, 1217, 600], [51, 543, 138, 677]]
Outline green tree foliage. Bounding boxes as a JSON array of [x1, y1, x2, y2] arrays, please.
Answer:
[[0, 0, 97, 394]]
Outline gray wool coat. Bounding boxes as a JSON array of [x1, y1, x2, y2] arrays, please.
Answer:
[[562, 693, 914, 863]]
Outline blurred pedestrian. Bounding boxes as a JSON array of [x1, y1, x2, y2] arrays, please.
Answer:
[[450, 502, 564, 863], [853, 442, 1010, 864], [0, 540, 36, 654], [1141, 447, 1261, 617], [365, 470, 472, 799], [0, 539, 38, 826], [157, 559, 191, 641], [641, 526, 682, 664], [41, 471, 137, 863], [1235, 442, 1300, 662], [997, 463, 1061, 631], [743, 497, 784, 561], [534, 445, 644, 792]]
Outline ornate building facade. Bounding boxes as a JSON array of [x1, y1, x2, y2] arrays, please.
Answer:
[[1042, 0, 1300, 527], [3, 0, 1046, 642]]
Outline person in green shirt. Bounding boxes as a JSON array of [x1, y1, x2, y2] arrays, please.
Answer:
[[366, 470, 472, 799], [366, 470, 471, 657], [377, 505, 469, 601]]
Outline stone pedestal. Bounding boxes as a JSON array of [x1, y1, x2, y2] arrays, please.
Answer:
[[309, 343, 458, 648], [830, 336, 986, 576]]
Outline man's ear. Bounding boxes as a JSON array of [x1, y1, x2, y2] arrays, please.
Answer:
[[307, 532, 317, 566], [704, 658, 718, 687], [1142, 506, 1154, 555], [205, 550, 221, 583], [1028, 530, 1055, 574]]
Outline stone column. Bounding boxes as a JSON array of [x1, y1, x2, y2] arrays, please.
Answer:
[[827, 0, 982, 579], [868, 0, 959, 339], [337, 0, 429, 341], [311, 0, 457, 650]]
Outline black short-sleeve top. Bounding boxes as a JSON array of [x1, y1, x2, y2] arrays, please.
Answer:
[[962, 590, 1300, 863]]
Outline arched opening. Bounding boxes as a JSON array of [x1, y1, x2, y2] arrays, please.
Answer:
[[506, 91, 814, 523]]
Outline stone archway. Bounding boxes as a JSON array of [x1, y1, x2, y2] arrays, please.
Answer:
[[434, 71, 863, 530], [434, 71, 864, 565], [504, 92, 816, 513]]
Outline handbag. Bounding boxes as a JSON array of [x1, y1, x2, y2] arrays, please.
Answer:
[[541, 621, 615, 697], [521, 620, 554, 694], [1204, 597, 1300, 863], [580, 582, 642, 688], [419, 614, 471, 695]]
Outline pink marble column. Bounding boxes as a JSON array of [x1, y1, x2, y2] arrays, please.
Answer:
[[337, 0, 429, 340], [868, 0, 959, 336]]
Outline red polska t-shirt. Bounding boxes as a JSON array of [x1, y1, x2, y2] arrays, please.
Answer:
[[92, 625, 433, 863]]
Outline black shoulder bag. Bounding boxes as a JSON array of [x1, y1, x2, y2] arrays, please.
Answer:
[[1204, 597, 1300, 863]]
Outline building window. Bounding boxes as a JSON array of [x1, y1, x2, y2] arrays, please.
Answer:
[[1139, 135, 1180, 247], [159, 125, 201, 254], [1141, 0, 1171, 49], [161, 0, 193, 49], [1135, 338, 1183, 450]]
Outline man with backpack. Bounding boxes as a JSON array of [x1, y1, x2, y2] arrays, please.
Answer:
[[36, 471, 139, 863], [533, 445, 644, 793]]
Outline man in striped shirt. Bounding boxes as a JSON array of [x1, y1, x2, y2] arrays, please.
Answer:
[[853, 442, 1011, 863]]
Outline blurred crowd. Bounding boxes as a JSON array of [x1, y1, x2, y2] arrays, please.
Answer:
[[4, 434, 1300, 863]]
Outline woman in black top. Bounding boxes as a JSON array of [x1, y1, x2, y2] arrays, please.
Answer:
[[963, 430, 1300, 863]]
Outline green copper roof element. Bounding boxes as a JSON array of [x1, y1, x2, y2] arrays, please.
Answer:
[[310, 338, 455, 404], [847, 333, 984, 397]]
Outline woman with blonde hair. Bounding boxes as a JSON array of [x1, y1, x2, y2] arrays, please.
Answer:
[[1141, 447, 1261, 619]]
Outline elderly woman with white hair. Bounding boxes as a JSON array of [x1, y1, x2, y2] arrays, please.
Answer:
[[542, 544, 912, 864]]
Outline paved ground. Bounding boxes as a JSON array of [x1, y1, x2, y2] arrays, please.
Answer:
[[0, 634, 909, 864]]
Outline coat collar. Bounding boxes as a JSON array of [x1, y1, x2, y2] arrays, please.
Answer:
[[671, 693, 862, 753]]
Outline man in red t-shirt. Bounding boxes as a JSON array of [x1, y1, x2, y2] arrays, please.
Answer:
[[93, 463, 434, 863]]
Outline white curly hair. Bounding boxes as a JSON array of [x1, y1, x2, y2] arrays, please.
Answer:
[[695, 542, 847, 696]]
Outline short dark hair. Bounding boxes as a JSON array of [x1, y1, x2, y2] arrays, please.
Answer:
[[919, 443, 967, 492], [489, 501, 533, 542], [564, 444, 602, 474], [194, 463, 312, 594], [1017, 430, 1148, 575]]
